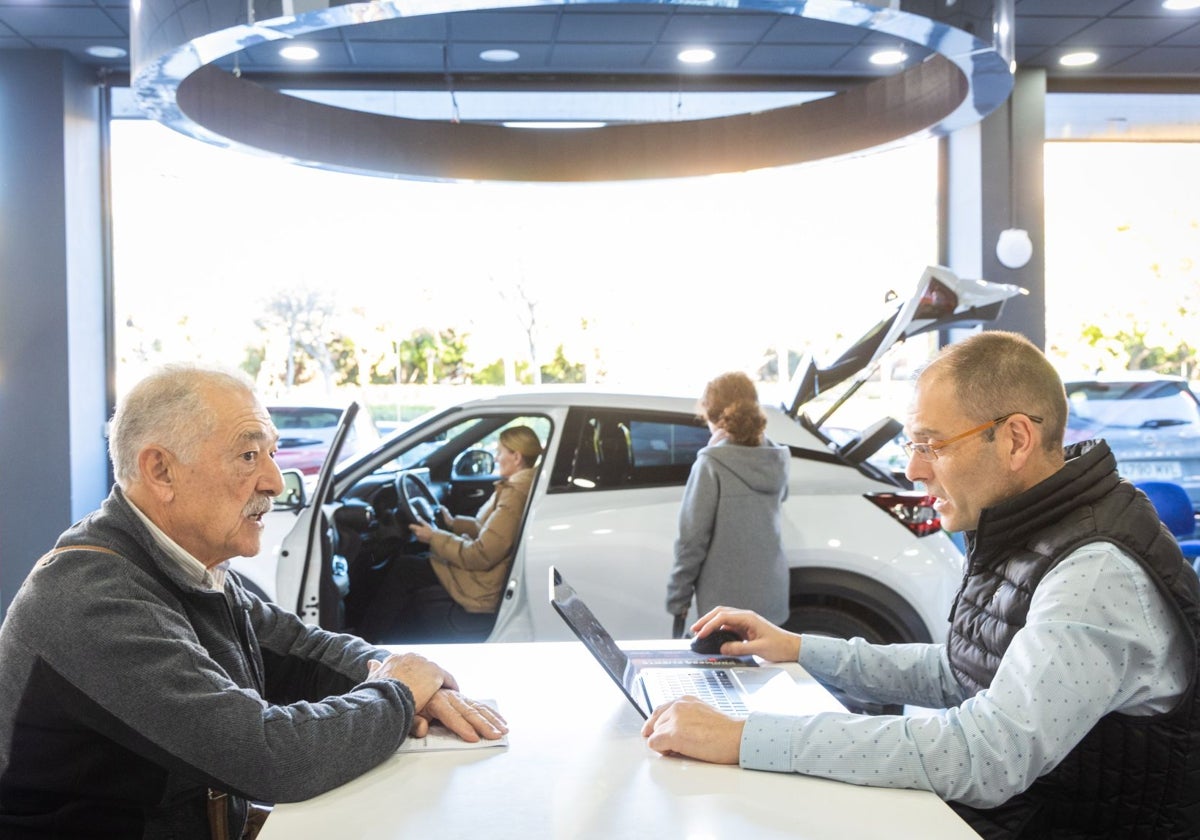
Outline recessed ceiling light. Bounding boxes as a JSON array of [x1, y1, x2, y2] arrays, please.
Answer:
[[869, 49, 908, 66], [677, 48, 715, 65], [86, 45, 127, 59], [279, 45, 319, 61], [502, 121, 607, 130], [480, 49, 520, 63], [1163, 0, 1200, 10], [1059, 51, 1098, 67]]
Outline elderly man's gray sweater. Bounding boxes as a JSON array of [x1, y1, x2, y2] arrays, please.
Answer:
[[0, 487, 415, 838]]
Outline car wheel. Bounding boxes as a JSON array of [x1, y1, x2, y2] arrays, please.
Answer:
[[783, 601, 905, 716]]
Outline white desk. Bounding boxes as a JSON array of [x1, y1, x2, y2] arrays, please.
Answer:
[[258, 641, 980, 839]]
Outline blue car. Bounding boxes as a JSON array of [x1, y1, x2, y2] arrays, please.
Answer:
[[1064, 374, 1200, 510]]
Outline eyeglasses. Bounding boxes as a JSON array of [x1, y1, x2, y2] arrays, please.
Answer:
[[902, 412, 1044, 462]]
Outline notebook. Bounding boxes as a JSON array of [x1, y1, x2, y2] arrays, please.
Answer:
[[550, 565, 772, 720]]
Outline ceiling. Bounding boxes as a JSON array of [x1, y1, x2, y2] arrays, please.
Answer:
[[3, 0, 1200, 88]]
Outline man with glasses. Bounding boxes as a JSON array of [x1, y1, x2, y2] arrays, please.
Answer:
[[643, 330, 1200, 839]]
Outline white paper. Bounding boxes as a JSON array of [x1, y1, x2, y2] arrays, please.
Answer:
[[397, 701, 508, 753]]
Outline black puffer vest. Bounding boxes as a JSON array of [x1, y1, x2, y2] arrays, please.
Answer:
[[947, 440, 1200, 840]]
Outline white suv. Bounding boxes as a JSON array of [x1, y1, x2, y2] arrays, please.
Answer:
[[233, 267, 1025, 650]]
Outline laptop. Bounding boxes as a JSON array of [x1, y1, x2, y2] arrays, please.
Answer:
[[550, 566, 774, 720]]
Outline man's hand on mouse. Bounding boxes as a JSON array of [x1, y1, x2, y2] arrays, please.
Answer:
[[691, 607, 802, 663], [689, 628, 742, 655]]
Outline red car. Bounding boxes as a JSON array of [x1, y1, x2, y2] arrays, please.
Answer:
[[268, 402, 382, 476]]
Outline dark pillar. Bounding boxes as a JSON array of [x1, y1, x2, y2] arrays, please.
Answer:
[[0, 52, 110, 615], [941, 68, 1047, 348]]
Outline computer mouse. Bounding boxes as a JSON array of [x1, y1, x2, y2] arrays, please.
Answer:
[[689, 628, 742, 655]]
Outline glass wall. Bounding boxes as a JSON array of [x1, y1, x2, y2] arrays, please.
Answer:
[[1044, 93, 1200, 378], [110, 107, 939, 418]]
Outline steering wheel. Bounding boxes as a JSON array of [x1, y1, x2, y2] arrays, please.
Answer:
[[396, 472, 439, 526]]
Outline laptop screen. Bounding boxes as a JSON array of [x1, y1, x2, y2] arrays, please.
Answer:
[[549, 567, 637, 696]]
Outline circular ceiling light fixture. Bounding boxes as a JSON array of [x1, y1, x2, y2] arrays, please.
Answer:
[[502, 121, 607, 129], [132, 0, 1015, 182], [1163, 0, 1200, 10], [279, 44, 320, 61], [86, 45, 128, 59], [996, 228, 1033, 269], [869, 48, 908, 66], [480, 48, 521, 62], [1059, 51, 1098, 67], [677, 47, 715, 64]]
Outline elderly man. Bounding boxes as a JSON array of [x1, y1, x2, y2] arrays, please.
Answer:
[[642, 331, 1200, 839], [0, 365, 506, 839]]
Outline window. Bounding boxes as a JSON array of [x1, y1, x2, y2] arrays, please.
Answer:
[[1044, 93, 1200, 378], [109, 98, 938, 399], [550, 408, 708, 491], [628, 420, 711, 468]]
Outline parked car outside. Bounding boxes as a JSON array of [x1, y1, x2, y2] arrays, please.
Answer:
[[1063, 373, 1200, 509], [229, 266, 1026, 653], [267, 400, 382, 476]]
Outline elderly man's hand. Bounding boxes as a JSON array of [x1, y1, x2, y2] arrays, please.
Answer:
[[367, 653, 457, 710], [410, 689, 509, 742], [641, 696, 744, 765]]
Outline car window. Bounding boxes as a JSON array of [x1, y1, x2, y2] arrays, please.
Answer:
[[628, 420, 710, 467], [1066, 380, 1200, 431], [471, 416, 553, 460], [388, 417, 487, 470], [269, 407, 343, 430], [550, 409, 708, 491], [378, 414, 553, 473]]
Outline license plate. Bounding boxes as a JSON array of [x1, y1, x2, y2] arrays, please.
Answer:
[[1120, 460, 1182, 481]]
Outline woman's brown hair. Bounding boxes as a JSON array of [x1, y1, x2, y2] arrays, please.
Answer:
[[700, 372, 767, 446]]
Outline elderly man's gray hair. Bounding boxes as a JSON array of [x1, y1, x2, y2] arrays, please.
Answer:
[[109, 364, 257, 488]]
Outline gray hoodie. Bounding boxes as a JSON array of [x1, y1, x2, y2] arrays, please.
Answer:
[[666, 438, 791, 623]]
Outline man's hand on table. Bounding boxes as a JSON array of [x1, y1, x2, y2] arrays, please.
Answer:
[[641, 696, 744, 765], [366, 653, 508, 743], [368, 652, 455, 709], [412, 689, 508, 742]]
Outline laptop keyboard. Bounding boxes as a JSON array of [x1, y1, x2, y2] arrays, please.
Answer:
[[643, 668, 749, 717]]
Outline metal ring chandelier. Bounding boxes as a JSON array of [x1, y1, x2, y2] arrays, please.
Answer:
[[132, 0, 1014, 182]]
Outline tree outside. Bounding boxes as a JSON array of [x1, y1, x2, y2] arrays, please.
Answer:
[[1045, 142, 1200, 379]]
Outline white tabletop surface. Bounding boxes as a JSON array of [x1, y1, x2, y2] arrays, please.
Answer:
[[257, 641, 980, 840]]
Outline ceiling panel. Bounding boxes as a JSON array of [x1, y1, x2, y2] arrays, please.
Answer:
[[0, 7, 125, 38], [1, 1, 1199, 85], [555, 12, 666, 43], [1107, 45, 1200, 73], [546, 43, 654, 70], [1064, 17, 1198, 46]]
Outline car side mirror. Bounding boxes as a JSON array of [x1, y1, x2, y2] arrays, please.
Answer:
[[452, 448, 495, 478], [275, 469, 307, 511]]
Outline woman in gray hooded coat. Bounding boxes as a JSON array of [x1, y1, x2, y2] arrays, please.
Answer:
[[666, 372, 791, 633]]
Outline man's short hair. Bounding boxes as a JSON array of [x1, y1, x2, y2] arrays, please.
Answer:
[[109, 364, 257, 487], [921, 330, 1068, 452]]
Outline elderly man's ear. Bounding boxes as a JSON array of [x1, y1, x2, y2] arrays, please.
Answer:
[[136, 446, 177, 502]]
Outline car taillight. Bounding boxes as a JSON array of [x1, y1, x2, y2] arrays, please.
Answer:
[[865, 492, 942, 537], [914, 277, 959, 320]]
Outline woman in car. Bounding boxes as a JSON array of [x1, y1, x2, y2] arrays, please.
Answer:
[[407, 425, 543, 614], [666, 372, 791, 636]]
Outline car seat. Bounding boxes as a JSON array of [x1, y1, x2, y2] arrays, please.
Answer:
[[594, 420, 632, 486], [1133, 480, 1200, 569]]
